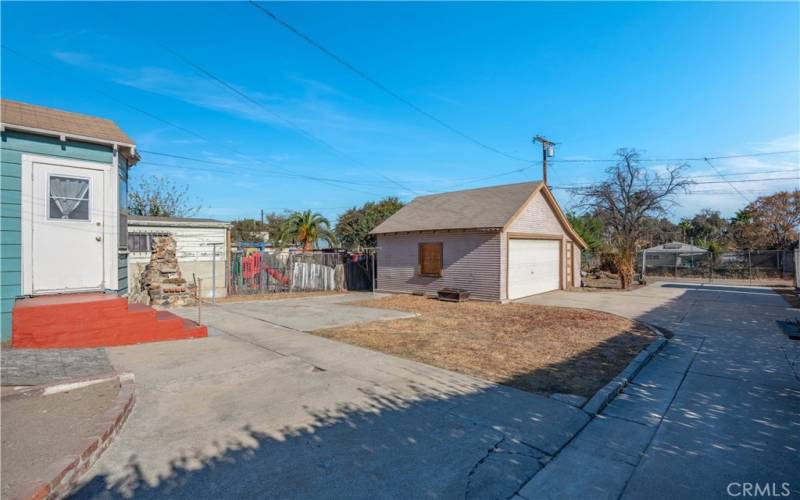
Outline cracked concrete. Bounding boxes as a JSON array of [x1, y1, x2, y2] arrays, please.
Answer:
[[465, 436, 547, 500], [72, 293, 586, 499], [516, 282, 800, 500]]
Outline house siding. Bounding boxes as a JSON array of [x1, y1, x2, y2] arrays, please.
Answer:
[[376, 230, 502, 301], [0, 130, 116, 341], [501, 191, 578, 299], [127, 222, 228, 300], [118, 156, 129, 294]]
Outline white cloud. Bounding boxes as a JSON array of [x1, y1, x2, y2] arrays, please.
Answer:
[[52, 51, 410, 140]]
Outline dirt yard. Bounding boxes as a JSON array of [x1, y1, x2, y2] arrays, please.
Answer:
[[577, 273, 644, 292], [314, 295, 656, 398]]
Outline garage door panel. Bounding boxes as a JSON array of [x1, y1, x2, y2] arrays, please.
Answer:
[[508, 239, 560, 299]]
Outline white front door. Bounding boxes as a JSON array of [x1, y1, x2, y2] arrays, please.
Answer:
[[508, 238, 561, 299], [30, 162, 106, 293]]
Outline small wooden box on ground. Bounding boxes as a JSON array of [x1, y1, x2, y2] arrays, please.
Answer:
[[437, 288, 471, 302]]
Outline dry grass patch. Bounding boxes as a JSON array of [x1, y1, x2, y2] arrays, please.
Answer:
[[314, 295, 656, 398]]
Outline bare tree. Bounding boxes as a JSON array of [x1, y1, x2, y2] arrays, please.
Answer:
[[128, 175, 200, 218], [573, 149, 692, 289]]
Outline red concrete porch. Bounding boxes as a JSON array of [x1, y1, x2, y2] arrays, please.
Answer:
[[12, 293, 206, 348]]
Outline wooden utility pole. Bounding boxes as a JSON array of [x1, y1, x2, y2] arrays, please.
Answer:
[[533, 135, 555, 186]]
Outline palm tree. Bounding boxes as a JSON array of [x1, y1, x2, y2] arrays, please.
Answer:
[[279, 210, 336, 252], [678, 219, 692, 243]]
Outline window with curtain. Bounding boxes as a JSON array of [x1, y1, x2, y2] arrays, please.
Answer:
[[48, 175, 90, 220], [418, 242, 443, 277]]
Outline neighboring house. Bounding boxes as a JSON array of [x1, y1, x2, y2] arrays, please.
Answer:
[[128, 215, 230, 301], [638, 241, 708, 269], [371, 181, 587, 301], [0, 99, 205, 346]]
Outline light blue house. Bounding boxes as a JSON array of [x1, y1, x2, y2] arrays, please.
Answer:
[[0, 99, 139, 342]]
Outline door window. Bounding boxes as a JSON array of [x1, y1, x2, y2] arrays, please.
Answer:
[[48, 175, 90, 220]]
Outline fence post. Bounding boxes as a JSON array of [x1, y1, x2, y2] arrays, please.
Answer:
[[197, 278, 203, 325], [748, 250, 752, 286], [211, 243, 218, 305], [641, 250, 647, 282], [709, 252, 713, 282]]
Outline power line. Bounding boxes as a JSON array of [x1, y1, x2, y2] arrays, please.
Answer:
[[551, 176, 799, 190], [248, 0, 533, 164], [1, 44, 401, 197], [155, 43, 415, 193], [136, 159, 391, 187], [703, 157, 750, 204], [549, 149, 800, 164]]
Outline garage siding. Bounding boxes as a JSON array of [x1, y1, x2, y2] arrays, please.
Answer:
[[376, 230, 502, 301], [501, 191, 578, 298]]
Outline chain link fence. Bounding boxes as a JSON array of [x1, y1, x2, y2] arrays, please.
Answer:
[[637, 249, 795, 283], [580, 248, 797, 286]]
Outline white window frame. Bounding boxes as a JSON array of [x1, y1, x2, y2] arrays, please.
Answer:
[[21, 154, 119, 295]]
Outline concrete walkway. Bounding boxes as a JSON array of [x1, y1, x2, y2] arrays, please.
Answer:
[[1, 348, 113, 386], [73, 293, 590, 499], [516, 283, 800, 499]]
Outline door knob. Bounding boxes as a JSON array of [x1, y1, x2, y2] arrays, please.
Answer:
[[96, 236, 102, 242]]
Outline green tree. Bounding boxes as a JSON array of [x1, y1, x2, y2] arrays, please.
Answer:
[[279, 210, 336, 251], [230, 218, 267, 243], [566, 212, 604, 253], [128, 175, 200, 217], [640, 216, 681, 247], [335, 197, 405, 250], [678, 219, 693, 243], [686, 209, 729, 245]]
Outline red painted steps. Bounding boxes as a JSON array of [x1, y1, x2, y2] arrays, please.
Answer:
[[12, 293, 207, 348]]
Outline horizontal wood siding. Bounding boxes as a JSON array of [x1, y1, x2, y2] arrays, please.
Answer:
[[502, 191, 575, 299], [127, 225, 228, 264], [377, 230, 502, 301], [118, 155, 129, 294], [507, 192, 565, 234], [0, 131, 114, 341], [127, 224, 228, 301]]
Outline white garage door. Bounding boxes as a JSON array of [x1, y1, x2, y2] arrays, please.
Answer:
[[508, 239, 560, 299]]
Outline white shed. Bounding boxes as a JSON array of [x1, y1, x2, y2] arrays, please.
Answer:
[[127, 216, 230, 301]]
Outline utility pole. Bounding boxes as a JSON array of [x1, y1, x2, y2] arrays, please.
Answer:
[[533, 135, 556, 187], [260, 209, 264, 225]]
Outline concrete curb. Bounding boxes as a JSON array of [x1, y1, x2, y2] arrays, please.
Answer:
[[1, 372, 119, 402], [12, 373, 136, 500], [582, 324, 667, 416]]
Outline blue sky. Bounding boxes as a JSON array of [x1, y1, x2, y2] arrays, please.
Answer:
[[3, 1, 798, 222]]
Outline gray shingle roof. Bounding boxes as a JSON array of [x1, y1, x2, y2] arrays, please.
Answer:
[[128, 215, 229, 227], [643, 241, 708, 253], [372, 181, 543, 234]]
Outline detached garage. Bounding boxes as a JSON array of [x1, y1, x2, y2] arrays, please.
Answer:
[[372, 181, 587, 302]]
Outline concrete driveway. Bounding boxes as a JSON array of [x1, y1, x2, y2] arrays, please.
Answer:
[[72, 293, 590, 499], [516, 282, 800, 499]]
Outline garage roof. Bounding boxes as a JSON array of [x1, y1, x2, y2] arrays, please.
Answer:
[[372, 182, 543, 234], [372, 181, 587, 249]]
